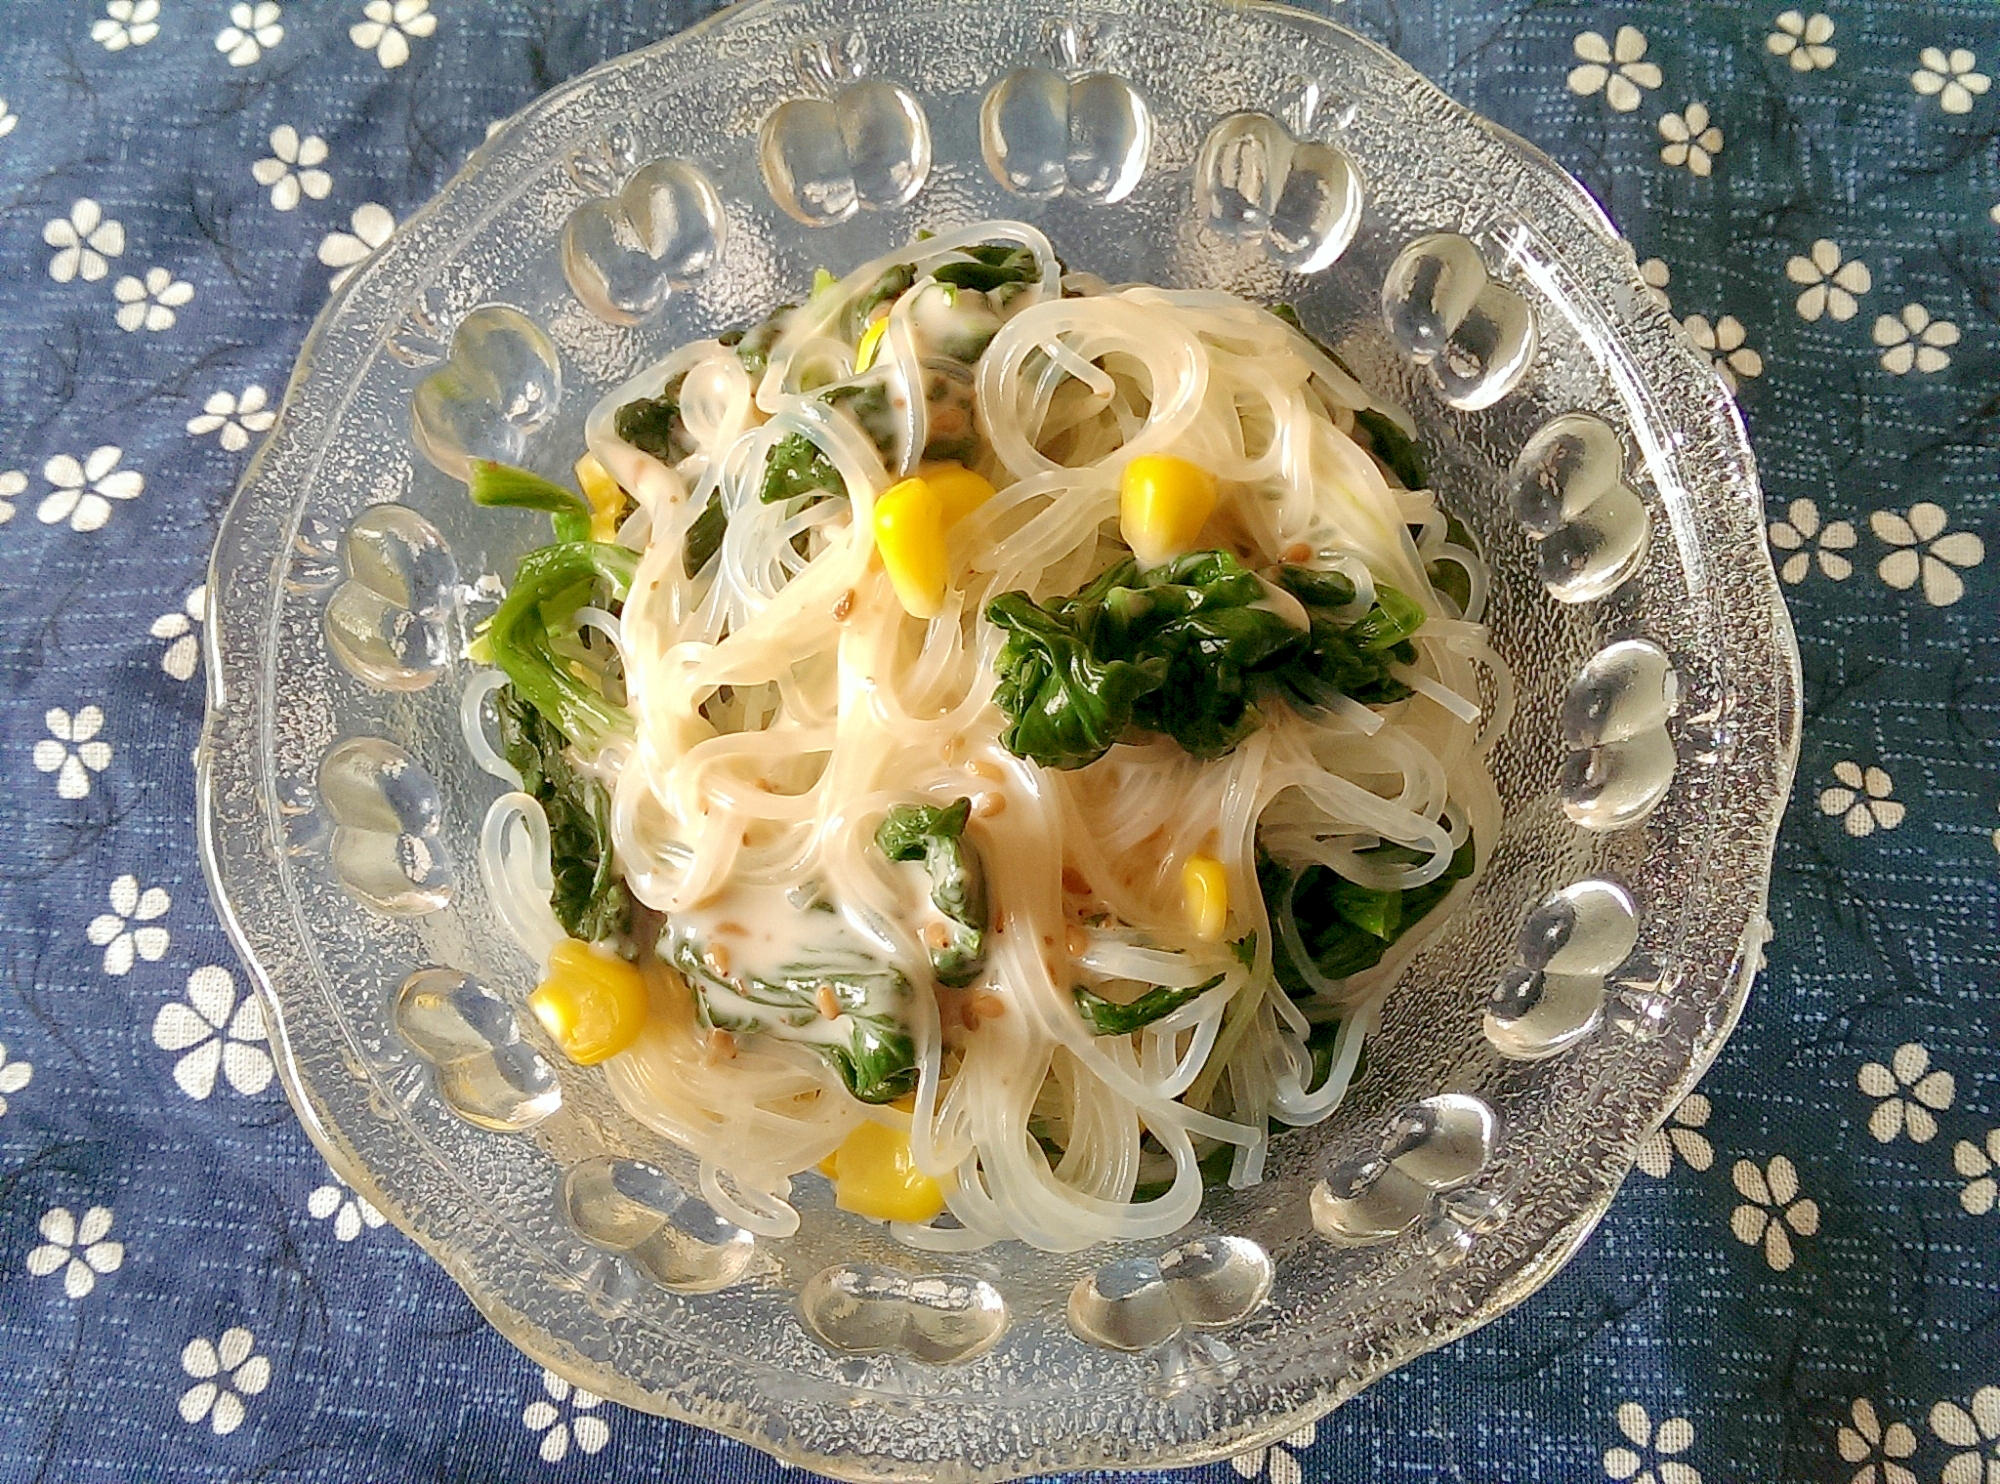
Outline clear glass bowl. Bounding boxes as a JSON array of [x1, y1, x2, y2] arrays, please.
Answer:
[[198, 1, 1801, 1477]]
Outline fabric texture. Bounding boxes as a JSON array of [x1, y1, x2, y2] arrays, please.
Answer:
[[0, 3, 1995, 1481]]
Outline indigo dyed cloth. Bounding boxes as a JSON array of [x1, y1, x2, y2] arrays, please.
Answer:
[[0, 3, 1995, 1481]]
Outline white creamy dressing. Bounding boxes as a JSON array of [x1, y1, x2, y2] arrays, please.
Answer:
[[665, 879, 915, 1052]]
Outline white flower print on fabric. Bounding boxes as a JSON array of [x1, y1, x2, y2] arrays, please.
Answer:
[[308, 1174, 386, 1241], [1636, 1093, 1714, 1178], [0, 97, 17, 140], [1872, 303, 1959, 374], [88, 874, 170, 976], [1785, 239, 1870, 322], [0, 1042, 32, 1118], [1730, 1156, 1819, 1271], [1230, 1421, 1316, 1484], [1838, 1398, 1917, 1484], [113, 266, 194, 332], [0, 469, 20, 524], [39, 714, 113, 806], [1858, 1044, 1954, 1143], [1604, 1403, 1700, 1484], [187, 386, 275, 451], [1659, 103, 1722, 176], [1931, 1388, 2000, 1484], [318, 203, 395, 292], [1767, 12, 1835, 72], [151, 586, 207, 681], [1681, 313, 1762, 389], [152, 966, 272, 1100], [1912, 47, 1990, 115], [1769, 499, 1856, 583], [1639, 257, 1672, 311], [1871, 503, 1984, 606], [351, 0, 436, 69], [1568, 27, 1662, 113], [44, 199, 124, 284], [522, 1368, 610, 1462], [39, 446, 143, 532], [216, 2, 283, 65], [34, 706, 112, 799], [1817, 762, 1904, 837], [25, 1206, 123, 1299], [93, 0, 160, 50], [1956, 1131, 2000, 1215], [179, 1327, 271, 1436], [252, 127, 331, 211]]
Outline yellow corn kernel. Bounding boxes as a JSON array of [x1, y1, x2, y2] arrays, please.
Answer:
[[817, 1095, 917, 1178], [574, 453, 627, 542], [1183, 854, 1229, 942], [920, 461, 997, 525], [854, 314, 890, 374], [528, 939, 649, 1065], [873, 476, 950, 619], [824, 1119, 946, 1223], [1120, 454, 1218, 567]]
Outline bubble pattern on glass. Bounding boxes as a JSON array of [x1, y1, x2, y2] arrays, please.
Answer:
[[562, 158, 727, 326], [198, 0, 1798, 1473], [761, 77, 932, 226], [324, 505, 457, 691], [1067, 1235, 1272, 1352], [1561, 639, 1681, 829], [800, 1263, 1008, 1364], [1485, 880, 1639, 1059], [316, 738, 454, 915], [410, 305, 562, 480], [394, 967, 561, 1130], [1510, 411, 1653, 603], [1381, 232, 1538, 411], [561, 1157, 755, 1294], [1309, 1094, 1498, 1245], [980, 67, 1151, 203], [1195, 112, 1362, 274]]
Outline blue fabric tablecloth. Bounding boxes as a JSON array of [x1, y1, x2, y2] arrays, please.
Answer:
[[2, 3, 1995, 1481]]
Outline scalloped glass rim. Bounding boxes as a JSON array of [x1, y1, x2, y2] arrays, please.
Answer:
[[198, 0, 1802, 1477]]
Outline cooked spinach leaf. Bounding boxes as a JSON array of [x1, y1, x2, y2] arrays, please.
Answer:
[[987, 589, 1169, 771], [853, 263, 916, 325], [1260, 834, 1476, 995], [718, 304, 795, 377], [683, 491, 727, 577], [932, 244, 1041, 294], [988, 550, 1424, 770], [665, 933, 919, 1104], [1073, 973, 1224, 1036], [757, 431, 844, 506], [467, 459, 591, 543], [613, 374, 694, 465], [1353, 408, 1428, 492], [493, 682, 632, 942], [875, 797, 989, 987], [1273, 566, 1421, 712], [822, 378, 900, 463], [484, 541, 637, 751]]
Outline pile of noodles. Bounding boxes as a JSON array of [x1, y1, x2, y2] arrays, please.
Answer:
[[470, 221, 1509, 1252]]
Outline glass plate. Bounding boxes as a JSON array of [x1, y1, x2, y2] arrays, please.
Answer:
[[198, 0, 1801, 1477]]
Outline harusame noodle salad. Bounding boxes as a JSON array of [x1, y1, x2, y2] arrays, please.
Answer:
[[460, 219, 1510, 1253]]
